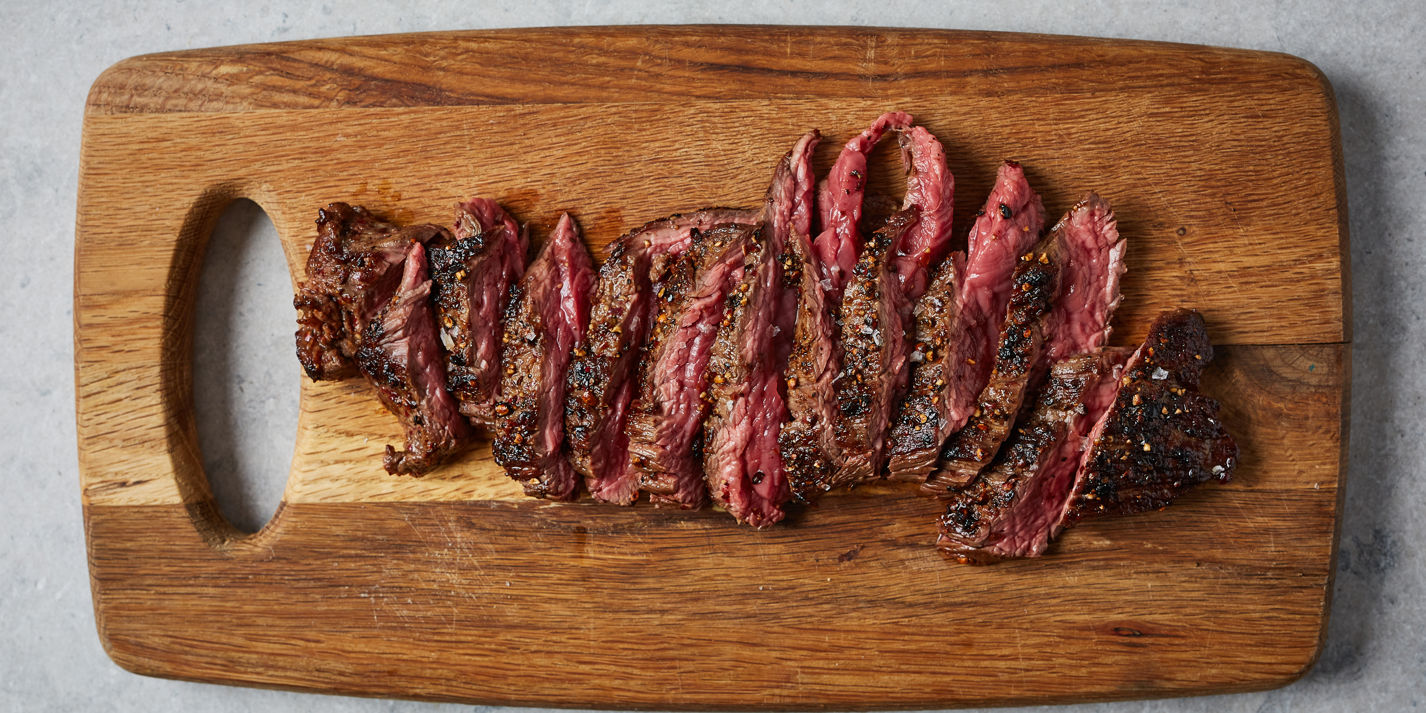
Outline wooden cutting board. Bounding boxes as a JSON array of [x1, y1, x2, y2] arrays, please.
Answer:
[[75, 26, 1349, 709]]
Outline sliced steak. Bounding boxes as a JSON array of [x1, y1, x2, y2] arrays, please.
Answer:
[[429, 198, 528, 425], [1041, 193, 1125, 362], [702, 229, 791, 527], [926, 233, 1063, 493], [824, 207, 919, 486], [565, 209, 757, 504], [491, 214, 596, 500], [888, 125, 956, 301], [625, 228, 751, 508], [887, 161, 1045, 481], [779, 228, 844, 498], [1061, 309, 1236, 523], [294, 203, 445, 380], [815, 111, 913, 299], [355, 241, 472, 475], [937, 350, 1128, 563], [702, 130, 819, 525], [926, 194, 1124, 493]]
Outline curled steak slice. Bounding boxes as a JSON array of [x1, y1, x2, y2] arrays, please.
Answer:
[[1061, 309, 1236, 523], [927, 233, 1063, 493], [429, 198, 528, 425], [294, 203, 445, 380], [815, 111, 913, 299], [565, 209, 757, 504], [937, 350, 1128, 563], [625, 229, 751, 508], [355, 241, 472, 475], [888, 125, 956, 301], [823, 208, 919, 487], [888, 161, 1045, 481], [492, 214, 596, 500]]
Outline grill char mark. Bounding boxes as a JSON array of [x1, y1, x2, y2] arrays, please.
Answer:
[[1062, 309, 1237, 523]]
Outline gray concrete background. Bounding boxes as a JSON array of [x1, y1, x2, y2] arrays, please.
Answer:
[[4, 1, 1421, 710]]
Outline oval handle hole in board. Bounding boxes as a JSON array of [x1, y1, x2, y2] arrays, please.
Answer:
[[192, 198, 298, 534]]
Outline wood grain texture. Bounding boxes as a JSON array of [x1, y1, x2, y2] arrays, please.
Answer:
[[75, 26, 1350, 709]]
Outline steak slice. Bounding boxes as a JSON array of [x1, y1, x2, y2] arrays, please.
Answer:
[[779, 228, 844, 498], [1041, 193, 1125, 362], [294, 203, 446, 380], [702, 228, 791, 527], [702, 130, 819, 525], [887, 161, 1045, 481], [824, 207, 919, 486], [888, 125, 956, 301], [926, 194, 1124, 493], [926, 233, 1063, 493], [429, 198, 528, 426], [815, 111, 913, 299], [565, 209, 757, 504], [492, 214, 596, 500], [625, 228, 751, 508], [937, 349, 1128, 563], [355, 241, 473, 475], [1060, 309, 1236, 523]]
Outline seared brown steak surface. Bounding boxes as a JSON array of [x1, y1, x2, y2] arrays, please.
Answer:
[[492, 214, 596, 500], [355, 241, 472, 475], [625, 228, 751, 508], [294, 202, 446, 380], [937, 349, 1127, 563], [1061, 309, 1236, 523], [927, 233, 1063, 493], [822, 208, 919, 487], [565, 209, 757, 504], [702, 130, 818, 525], [887, 161, 1045, 481], [429, 198, 528, 425]]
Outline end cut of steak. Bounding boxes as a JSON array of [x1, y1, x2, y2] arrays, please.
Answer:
[[294, 203, 446, 380], [815, 111, 913, 299], [355, 241, 473, 475], [1060, 308, 1236, 523], [492, 213, 596, 500], [926, 233, 1063, 493], [624, 228, 751, 508], [887, 161, 1045, 481], [937, 349, 1127, 563], [429, 198, 528, 425], [565, 209, 757, 504]]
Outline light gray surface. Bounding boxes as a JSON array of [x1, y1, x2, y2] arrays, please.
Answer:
[[3, 1, 1421, 710]]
